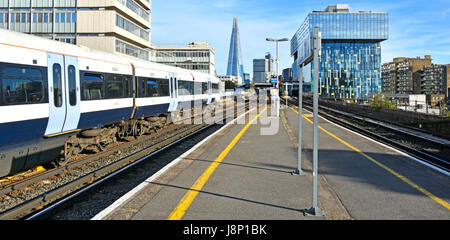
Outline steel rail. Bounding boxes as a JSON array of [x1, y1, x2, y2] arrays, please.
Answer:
[[0, 101, 248, 220], [284, 98, 449, 173]]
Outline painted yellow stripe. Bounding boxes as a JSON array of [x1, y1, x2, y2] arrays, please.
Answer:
[[167, 107, 268, 220], [290, 107, 450, 211], [45, 129, 81, 138]]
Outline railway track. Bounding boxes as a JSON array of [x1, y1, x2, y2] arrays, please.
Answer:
[[0, 100, 249, 220], [285, 97, 450, 173]]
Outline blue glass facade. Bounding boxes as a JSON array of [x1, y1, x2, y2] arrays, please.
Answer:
[[317, 42, 382, 98], [291, 8, 388, 99], [227, 16, 245, 81]]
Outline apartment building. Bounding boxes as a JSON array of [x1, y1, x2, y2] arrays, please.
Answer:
[[417, 64, 446, 95], [447, 64, 450, 99], [381, 56, 432, 94], [0, 0, 152, 60]]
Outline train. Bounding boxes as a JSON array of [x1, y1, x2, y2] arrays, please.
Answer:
[[0, 29, 223, 178]]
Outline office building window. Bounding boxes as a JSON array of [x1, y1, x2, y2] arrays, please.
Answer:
[[55, 10, 75, 23], [32, 12, 53, 23], [115, 14, 149, 41], [115, 39, 149, 60], [116, 0, 149, 20]]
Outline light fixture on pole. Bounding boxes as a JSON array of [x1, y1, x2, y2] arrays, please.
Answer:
[[265, 37, 289, 90], [266, 37, 289, 117]]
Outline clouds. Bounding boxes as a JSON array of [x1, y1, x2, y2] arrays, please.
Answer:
[[151, 0, 450, 77], [380, 0, 450, 64]]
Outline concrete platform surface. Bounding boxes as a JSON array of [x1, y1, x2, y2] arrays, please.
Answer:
[[99, 104, 449, 220], [285, 105, 450, 219]]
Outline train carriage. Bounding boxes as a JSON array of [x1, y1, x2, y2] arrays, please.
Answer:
[[0, 29, 221, 177]]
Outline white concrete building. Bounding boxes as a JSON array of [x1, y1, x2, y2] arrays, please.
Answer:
[[0, 0, 152, 60]]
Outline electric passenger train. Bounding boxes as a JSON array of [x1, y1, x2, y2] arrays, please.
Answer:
[[0, 29, 222, 178]]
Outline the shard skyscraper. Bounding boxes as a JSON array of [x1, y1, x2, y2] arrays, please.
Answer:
[[226, 16, 245, 81]]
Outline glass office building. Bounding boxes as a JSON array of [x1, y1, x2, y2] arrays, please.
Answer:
[[291, 4, 388, 99], [226, 16, 245, 81]]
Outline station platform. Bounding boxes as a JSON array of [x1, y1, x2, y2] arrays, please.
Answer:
[[95, 104, 450, 220]]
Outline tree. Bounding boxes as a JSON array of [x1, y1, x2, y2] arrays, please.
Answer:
[[225, 80, 236, 90], [369, 94, 396, 109]]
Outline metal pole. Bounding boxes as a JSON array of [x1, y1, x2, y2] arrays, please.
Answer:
[[292, 64, 304, 175], [276, 41, 279, 89], [285, 83, 288, 108], [308, 27, 323, 216], [276, 41, 280, 117]]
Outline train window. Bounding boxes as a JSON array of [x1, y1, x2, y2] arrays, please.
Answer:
[[202, 82, 208, 94], [52, 64, 63, 107], [159, 79, 169, 97], [81, 72, 104, 100], [138, 78, 170, 98], [105, 74, 130, 99], [212, 83, 219, 93], [194, 82, 202, 95], [143, 79, 159, 97], [67, 65, 76, 106], [1, 65, 45, 105], [178, 80, 194, 96]]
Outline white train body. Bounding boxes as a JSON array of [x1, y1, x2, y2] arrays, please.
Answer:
[[0, 29, 222, 177]]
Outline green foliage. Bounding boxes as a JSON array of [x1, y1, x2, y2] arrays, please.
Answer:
[[225, 80, 236, 90], [369, 94, 397, 109]]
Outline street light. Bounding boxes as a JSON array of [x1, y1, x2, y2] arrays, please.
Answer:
[[266, 37, 289, 116], [266, 37, 289, 89]]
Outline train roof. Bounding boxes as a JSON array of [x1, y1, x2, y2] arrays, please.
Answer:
[[0, 29, 217, 80]]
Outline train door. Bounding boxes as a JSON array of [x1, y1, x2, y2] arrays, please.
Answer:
[[206, 78, 212, 105], [62, 56, 81, 132], [168, 73, 179, 112], [44, 53, 81, 136]]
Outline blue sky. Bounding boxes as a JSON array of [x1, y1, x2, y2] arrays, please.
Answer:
[[151, 0, 450, 77]]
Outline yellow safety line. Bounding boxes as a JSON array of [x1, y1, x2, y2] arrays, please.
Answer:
[[167, 107, 268, 220], [290, 107, 450, 211]]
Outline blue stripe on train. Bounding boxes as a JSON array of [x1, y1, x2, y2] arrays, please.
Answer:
[[0, 118, 48, 146], [134, 100, 207, 120], [78, 103, 172, 129], [0, 99, 213, 148], [134, 103, 170, 119], [78, 107, 133, 129]]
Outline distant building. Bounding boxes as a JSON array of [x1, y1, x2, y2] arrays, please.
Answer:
[[226, 16, 245, 80], [152, 42, 215, 75], [0, 0, 152, 60], [282, 68, 293, 83], [291, 4, 389, 99], [243, 73, 250, 87], [382, 56, 450, 104], [253, 53, 273, 83], [218, 75, 242, 86], [382, 56, 432, 95], [427, 94, 445, 107], [417, 64, 447, 96], [447, 64, 450, 99]]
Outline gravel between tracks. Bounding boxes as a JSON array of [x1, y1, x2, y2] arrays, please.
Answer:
[[33, 123, 225, 220]]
